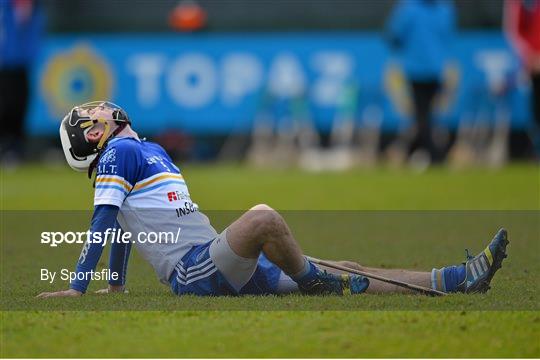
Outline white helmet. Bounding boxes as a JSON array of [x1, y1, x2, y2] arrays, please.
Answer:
[[59, 101, 130, 172]]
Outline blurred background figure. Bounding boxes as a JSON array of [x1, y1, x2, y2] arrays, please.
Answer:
[[386, 0, 455, 168], [0, 0, 44, 167], [448, 50, 516, 169], [504, 0, 540, 159]]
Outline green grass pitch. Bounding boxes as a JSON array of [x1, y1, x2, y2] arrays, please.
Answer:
[[1, 163, 539, 357]]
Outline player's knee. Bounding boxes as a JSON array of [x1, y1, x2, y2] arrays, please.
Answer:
[[250, 203, 274, 212], [246, 204, 287, 239]]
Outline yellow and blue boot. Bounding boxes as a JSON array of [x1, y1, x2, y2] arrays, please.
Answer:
[[432, 228, 509, 294]]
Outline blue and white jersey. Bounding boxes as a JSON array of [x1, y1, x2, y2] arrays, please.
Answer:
[[94, 137, 218, 284]]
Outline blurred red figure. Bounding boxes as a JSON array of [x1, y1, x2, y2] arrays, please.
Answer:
[[169, 0, 207, 32], [505, 0, 540, 156]]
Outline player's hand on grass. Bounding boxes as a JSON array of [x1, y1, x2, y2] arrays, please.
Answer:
[[36, 289, 82, 298], [95, 285, 128, 294]]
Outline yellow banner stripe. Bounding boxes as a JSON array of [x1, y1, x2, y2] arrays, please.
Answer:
[[95, 177, 132, 192], [133, 173, 184, 191]]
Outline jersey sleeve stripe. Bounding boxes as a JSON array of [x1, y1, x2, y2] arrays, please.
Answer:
[[95, 177, 132, 192], [132, 173, 184, 191], [128, 179, 186, 197], [95, 184, 129, 196]]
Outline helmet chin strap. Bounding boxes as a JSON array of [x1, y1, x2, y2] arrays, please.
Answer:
[[83, 119, 129, 183], [80, 118, 111, 150]]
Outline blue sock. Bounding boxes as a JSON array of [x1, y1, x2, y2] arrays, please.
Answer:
[[290, 257, 320, 287], [431, 264, 466, 292]]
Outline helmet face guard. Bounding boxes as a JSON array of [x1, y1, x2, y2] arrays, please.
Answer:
[[59, 101, 130, 172]]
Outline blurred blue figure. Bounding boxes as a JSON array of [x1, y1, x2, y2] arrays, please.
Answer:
[[386, 0, 455, 163], [0, 0, 44, 163]]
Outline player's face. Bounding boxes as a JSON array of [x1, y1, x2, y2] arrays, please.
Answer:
[[85, 121, 117, 143], [85, 122, 104, 143], [79, 104, 120, 143]]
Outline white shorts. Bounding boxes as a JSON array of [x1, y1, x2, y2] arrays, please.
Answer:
[[209, 228, 298, 293], [209, 228, 258, 292]]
